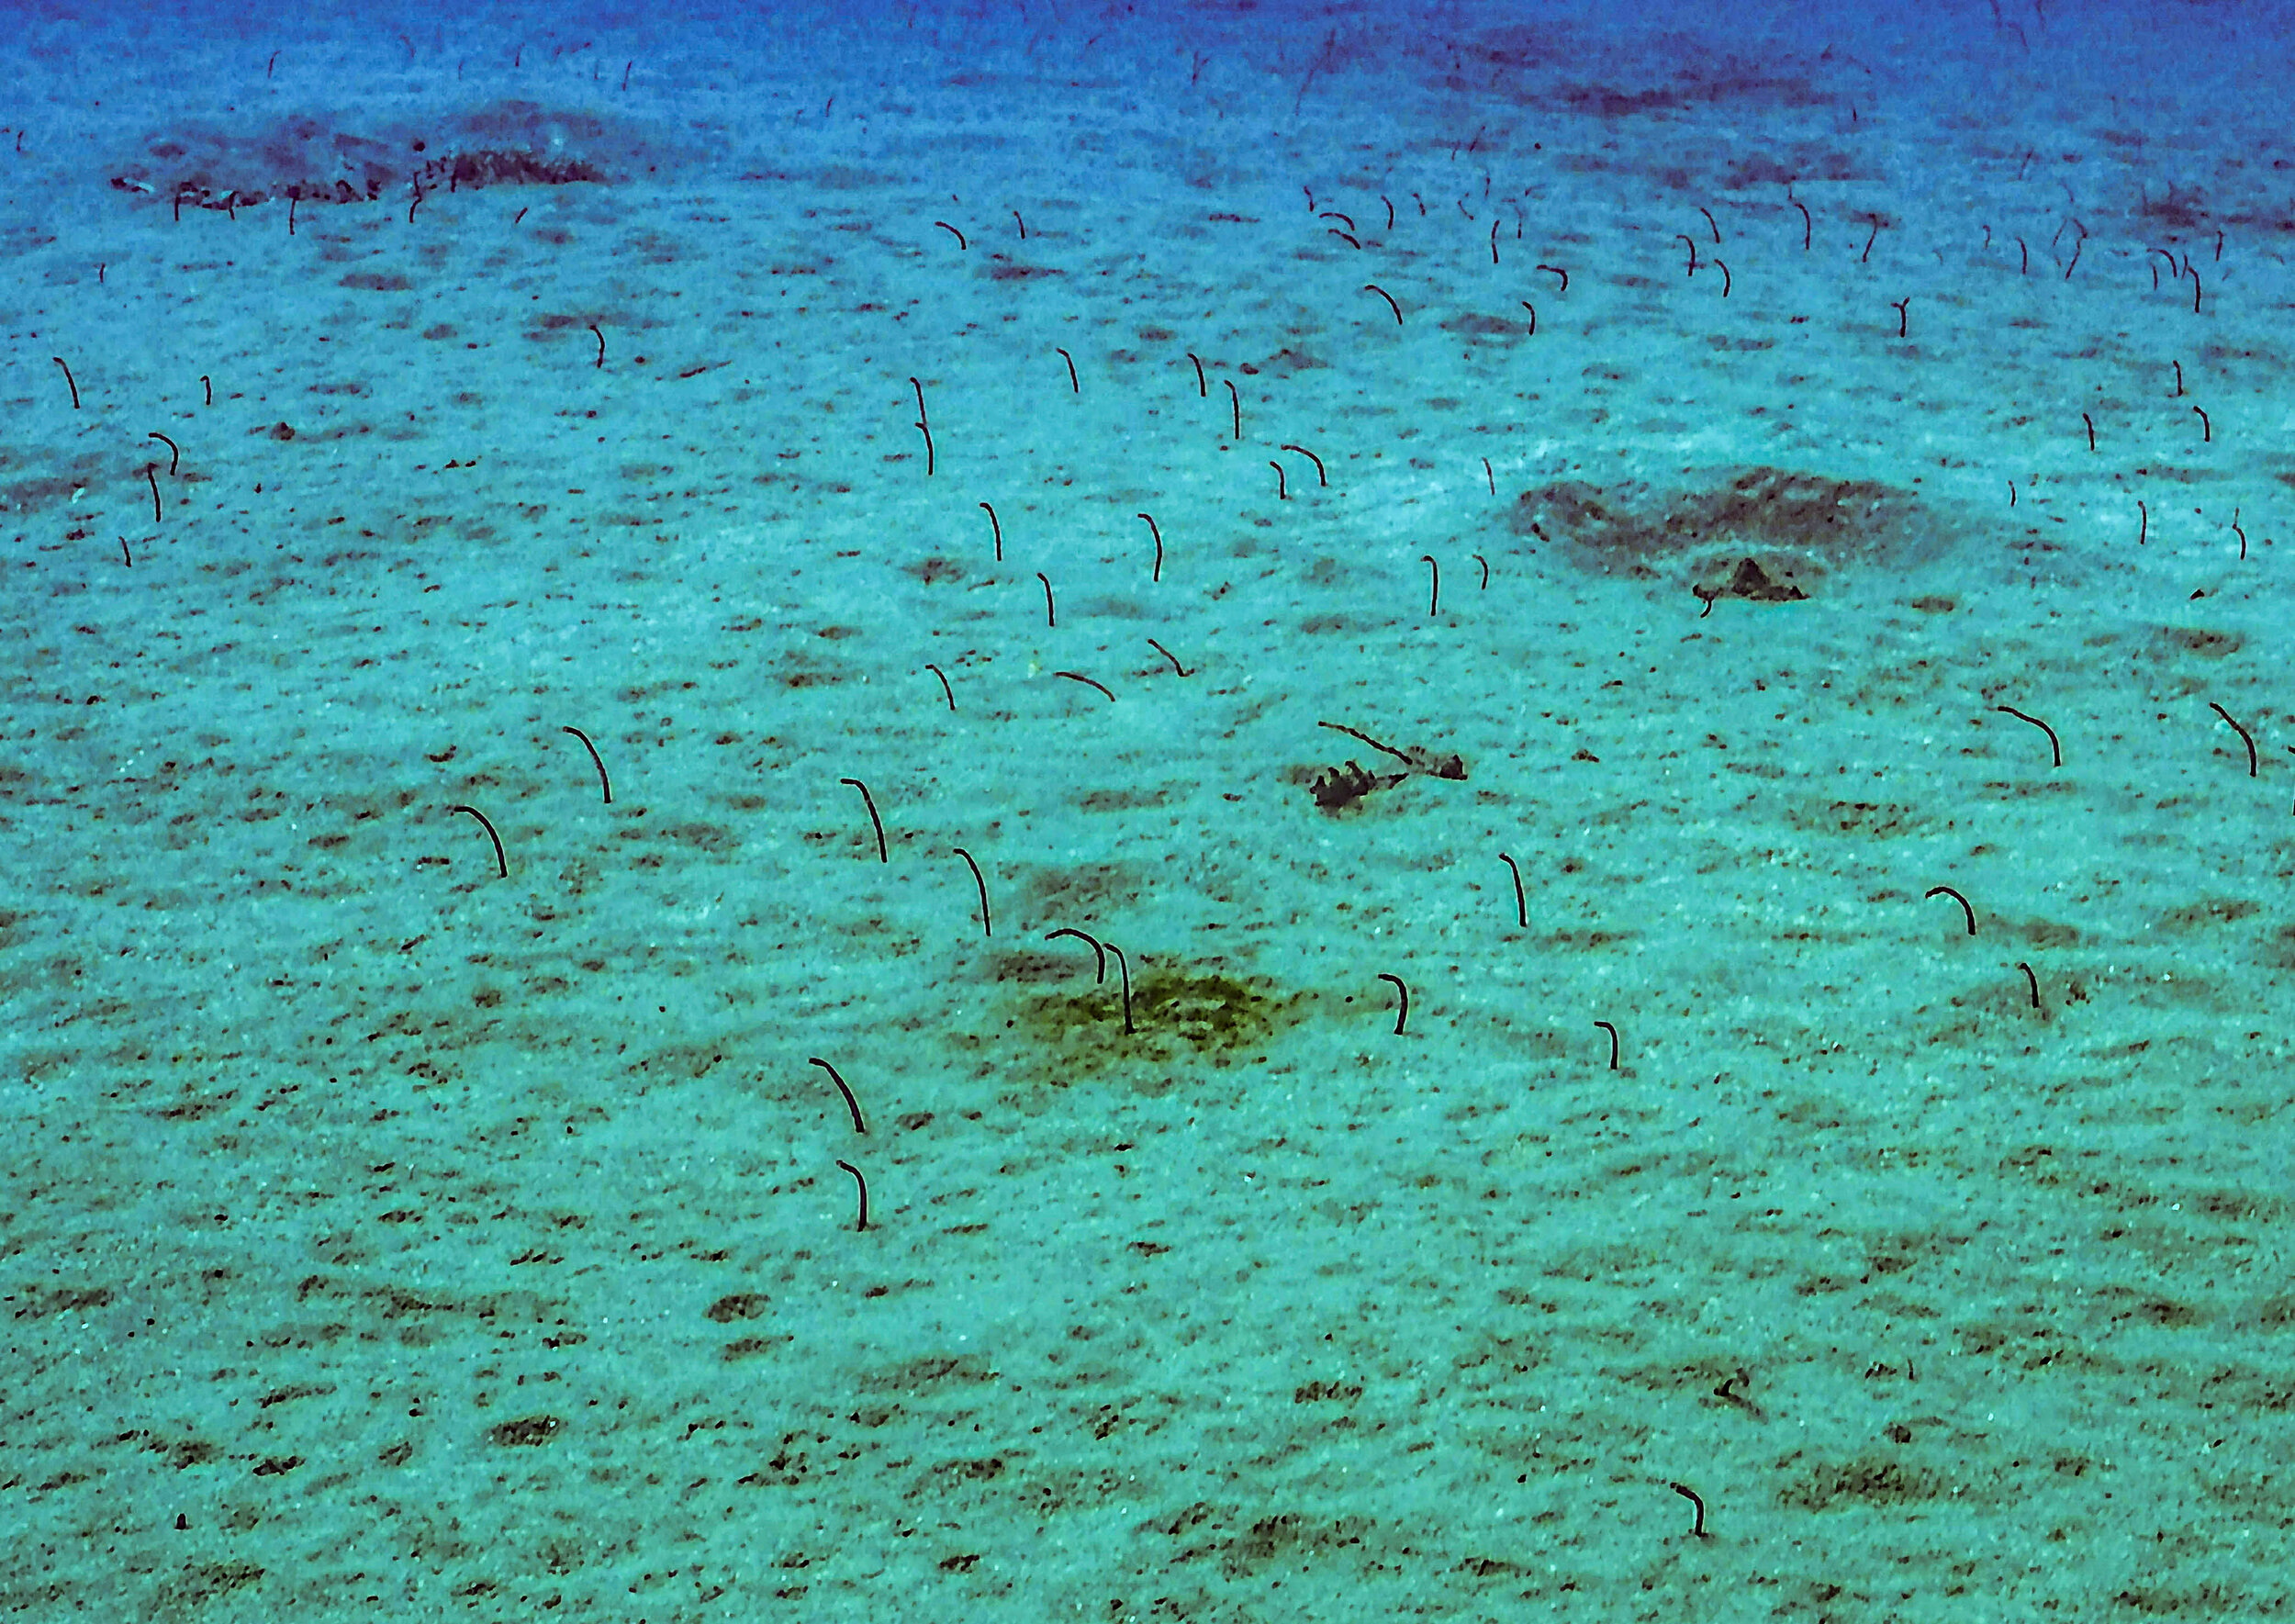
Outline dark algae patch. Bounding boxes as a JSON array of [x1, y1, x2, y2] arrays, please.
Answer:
[[1509, 465, 1950, 597], [487, 1416, 564, 1448], [998, 958, 1309, 1076], [106, 99, 668, 214], [1778, 1453, 1960, 1510]]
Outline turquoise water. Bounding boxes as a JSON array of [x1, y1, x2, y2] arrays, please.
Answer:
[[3, 1, 2290, 1618]]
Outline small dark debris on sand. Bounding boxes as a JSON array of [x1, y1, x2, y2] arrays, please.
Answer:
[[1305, 722, 1466, 810], [1692, 556, 1808, 614]]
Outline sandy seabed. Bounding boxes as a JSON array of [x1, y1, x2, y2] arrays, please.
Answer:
[[3, 2, 2290, 1618]]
